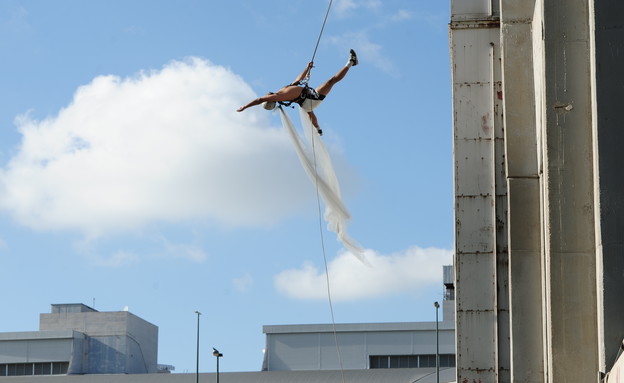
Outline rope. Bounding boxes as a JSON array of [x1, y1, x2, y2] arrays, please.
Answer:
[[308, 5, 344, 379], [304, 0, 334, 84], [311, 0, 333, 63], [310, 124, 346, 383]]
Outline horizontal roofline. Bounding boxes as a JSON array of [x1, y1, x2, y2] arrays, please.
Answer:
[[263, 321, 455, 334]]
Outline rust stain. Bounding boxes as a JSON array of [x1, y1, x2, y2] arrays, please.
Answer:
[[481, 113, 491, 135]]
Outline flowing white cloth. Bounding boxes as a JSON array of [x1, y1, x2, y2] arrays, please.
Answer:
[[279, 106, 367, 263]]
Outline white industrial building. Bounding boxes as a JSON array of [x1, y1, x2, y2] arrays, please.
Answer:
[[0, 267, 456, 382], [262, 322, 454, 372]]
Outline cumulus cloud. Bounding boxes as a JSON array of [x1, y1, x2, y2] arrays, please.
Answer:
[[274, 246, 452, 301], [0, 58, 320, 236]]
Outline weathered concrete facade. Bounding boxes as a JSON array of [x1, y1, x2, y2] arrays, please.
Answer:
[[451, 0, 624, 381], [0, 304, 159, 375]]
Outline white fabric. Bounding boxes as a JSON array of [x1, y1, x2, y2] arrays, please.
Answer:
[[279, 106, 367, 263], [301, 97, 323, 112]]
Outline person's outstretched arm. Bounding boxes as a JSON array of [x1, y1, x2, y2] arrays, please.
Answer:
[[293, 62, 314, 84]]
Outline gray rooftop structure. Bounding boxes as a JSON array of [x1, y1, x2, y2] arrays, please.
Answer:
[[0, 367, 456, 383], [0, 304, 159, 376]]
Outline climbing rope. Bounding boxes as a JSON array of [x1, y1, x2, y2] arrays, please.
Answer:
[[310, 122, 346, 383], [311, 0, 334, 63], [279, 2, 345, 379], [303, 0, 334, 85], [307, 3, 345, 382]]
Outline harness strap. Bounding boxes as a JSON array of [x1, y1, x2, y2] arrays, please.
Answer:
[[278, 83, 314, 108]]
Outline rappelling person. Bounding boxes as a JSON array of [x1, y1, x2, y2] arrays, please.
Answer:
[[236, 49, 358, 136]]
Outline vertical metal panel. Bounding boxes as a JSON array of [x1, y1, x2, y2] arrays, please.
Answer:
[[451, 10, 503, 382]]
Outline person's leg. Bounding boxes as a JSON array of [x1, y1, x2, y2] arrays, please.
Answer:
[[237, 86, 303, 112], [315, 49, 358, 96]]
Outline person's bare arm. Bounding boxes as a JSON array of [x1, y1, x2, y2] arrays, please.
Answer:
[[294, 62, 314, 84]]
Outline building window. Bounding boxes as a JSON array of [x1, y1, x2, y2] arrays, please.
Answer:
[[52, 362, 69, 375], [0, 362, 68, 376], [369, 354, 456, 369], [34, 362, 52, 375]]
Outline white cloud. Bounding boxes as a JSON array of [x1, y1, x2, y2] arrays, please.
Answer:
[[232, 272, 253, 293], [0, 58, 322, 236], [274, 246, 452, 301]]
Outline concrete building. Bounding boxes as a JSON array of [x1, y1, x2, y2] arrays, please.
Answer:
[[262, 265, 456, 373], [0, 265, 456, 382], [0, 304, 159, 376], [450, 0, 624, 382], [262, 322, 454, 372]]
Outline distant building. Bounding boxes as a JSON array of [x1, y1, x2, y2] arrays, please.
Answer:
[[262, 265, 456, 373], [0, 304, 161, 376], [0, 266, 456, 382], [262, 321, 455, 372]]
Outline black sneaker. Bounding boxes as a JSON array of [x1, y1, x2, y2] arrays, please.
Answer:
[[349, 49, 358, 66]]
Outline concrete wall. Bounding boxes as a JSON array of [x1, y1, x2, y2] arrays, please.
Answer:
[[591, 0, 624, 374], [41, 310, 158, 374], [499, 1, 545, 382], [535, 0, 599, 381], [451, 0, 624, 381]]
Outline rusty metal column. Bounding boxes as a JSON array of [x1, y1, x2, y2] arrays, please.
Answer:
[[450, 0, 506, 381]]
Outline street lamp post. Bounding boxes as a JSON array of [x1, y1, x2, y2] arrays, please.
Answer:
[[213, 348, 223, 383], [434, 301, 440, 383], [195, 311, 201, 383]]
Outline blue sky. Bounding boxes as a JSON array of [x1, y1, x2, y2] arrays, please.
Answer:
[[0, 0, 452, 373]]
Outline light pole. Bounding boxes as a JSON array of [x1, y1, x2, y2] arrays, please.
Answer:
[[434, 301, 440, 383], [213, 348, 223, 383], [195, 311, 201, 383]]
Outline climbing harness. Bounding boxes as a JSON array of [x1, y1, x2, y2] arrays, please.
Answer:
[[277, 82, 325, 109]]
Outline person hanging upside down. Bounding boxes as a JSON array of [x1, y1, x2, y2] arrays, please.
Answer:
[[236, 49, 358, 135]]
